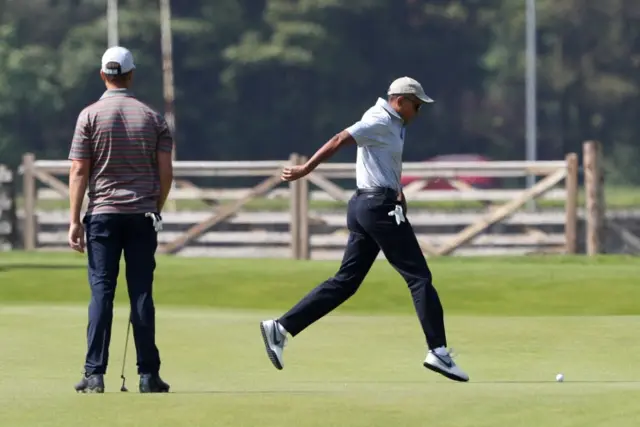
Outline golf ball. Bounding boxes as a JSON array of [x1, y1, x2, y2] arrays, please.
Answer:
[[556, 373, 564, 382]]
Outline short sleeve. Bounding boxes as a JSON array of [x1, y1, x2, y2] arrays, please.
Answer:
[[68, 110, 92, 160], [345, 118, 385, 147], [156, 114, 174, 153]]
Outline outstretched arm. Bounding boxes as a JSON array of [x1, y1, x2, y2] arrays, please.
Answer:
[[281, 130, 356, 181]]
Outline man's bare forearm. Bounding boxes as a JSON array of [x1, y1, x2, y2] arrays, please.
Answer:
[[302, 131, 354, 173], [69, 172, 88, 224], [157, 173, 173, 213], [157, 176, 172, 213], [156, 151, 174, 213], [302, 136, 340, 173]]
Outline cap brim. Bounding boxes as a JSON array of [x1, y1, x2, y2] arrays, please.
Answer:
[[417, 93, 434, 103], [388, 90, 435, 103]]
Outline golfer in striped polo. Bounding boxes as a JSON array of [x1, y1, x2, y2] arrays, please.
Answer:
[[69, 46, 174, 393], [261, 77, 469, 382]]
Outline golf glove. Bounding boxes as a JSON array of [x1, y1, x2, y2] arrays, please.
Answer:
[[145, 212, 163, 232], [388, 204, 406, 226]]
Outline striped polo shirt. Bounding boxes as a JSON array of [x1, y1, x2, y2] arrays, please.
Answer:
[[68, 89, 174, 215]]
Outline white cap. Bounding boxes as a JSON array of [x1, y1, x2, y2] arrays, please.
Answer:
[[101, 46, 136, 75], [387, 76, 433, 103]]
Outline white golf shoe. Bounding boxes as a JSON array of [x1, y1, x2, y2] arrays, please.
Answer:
[[423, 347, 469, 382], [260, 319, 288, 370]]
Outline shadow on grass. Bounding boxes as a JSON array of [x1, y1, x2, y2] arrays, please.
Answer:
[[152, 380, 640, 394], [285, 380, 640, 385], [0, 264, 85, 272], [104, 390, 334, 395], [468, 380, 640, 384]]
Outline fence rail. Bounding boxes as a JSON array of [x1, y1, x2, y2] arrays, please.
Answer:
[[35, 187, 569, 202], [18, 142, 608, 258]]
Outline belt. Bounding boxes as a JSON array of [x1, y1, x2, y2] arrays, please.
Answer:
[[355, 187, 399, 200]]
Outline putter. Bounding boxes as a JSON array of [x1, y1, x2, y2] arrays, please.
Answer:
[[120, 315, 132, 392]]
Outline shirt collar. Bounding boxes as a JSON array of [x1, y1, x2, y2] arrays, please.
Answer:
[[375, 97, 403, 121], [100, 88, 134, 99]]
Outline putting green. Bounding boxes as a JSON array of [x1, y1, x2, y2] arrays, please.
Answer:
[[1, 253, 639, 426]]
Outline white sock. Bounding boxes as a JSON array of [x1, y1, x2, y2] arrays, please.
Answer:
[[276, 321, 288, 336], [433, 346, 449, 357]]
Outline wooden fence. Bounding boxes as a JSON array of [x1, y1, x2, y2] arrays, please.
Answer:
[[19, 142, 608, 258], [0, 164, 16, 251]]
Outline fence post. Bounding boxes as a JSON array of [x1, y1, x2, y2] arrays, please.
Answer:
[[583, 141, 605, 255], [289, 153, 301, 259], [22, 153, 36, 251], [0, 164, 15, 251], [564, 153, 578, 254], [298, 156, 310, 260]]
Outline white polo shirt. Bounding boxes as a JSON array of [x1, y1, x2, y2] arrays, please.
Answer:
[[345, 98, 405, 193]]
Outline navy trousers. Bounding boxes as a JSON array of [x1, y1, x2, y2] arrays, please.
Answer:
[[278, 188, 447, 350], [83, 213, 161, 375]]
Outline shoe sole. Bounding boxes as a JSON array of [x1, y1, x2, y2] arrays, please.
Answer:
[[139, 379, 170, 393], [75, 387, 105, 394], [423, 362, 469, 382], [139, 388, 170, 393], [260, 322, 283, 370]]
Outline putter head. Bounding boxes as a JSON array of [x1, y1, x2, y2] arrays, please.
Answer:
[[120, 385, 128, 392], [120, 375, 128, 392]]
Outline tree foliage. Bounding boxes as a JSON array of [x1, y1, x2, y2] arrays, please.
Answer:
[[0, 0, 639, 183]]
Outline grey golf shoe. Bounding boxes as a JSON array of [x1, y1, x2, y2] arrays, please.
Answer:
[[260, 319, 288, 370], [74, 373, 105, 393], [423, 347, 469, 382]]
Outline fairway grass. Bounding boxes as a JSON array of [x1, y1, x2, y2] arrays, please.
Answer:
[[1, 253, 640, 426], [1, 307, 639, 427]]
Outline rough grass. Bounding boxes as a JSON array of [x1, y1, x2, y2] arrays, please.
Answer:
[[1, 253, 639, 316]]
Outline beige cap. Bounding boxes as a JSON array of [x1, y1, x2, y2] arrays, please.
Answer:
[[387, 77, 433, 103]]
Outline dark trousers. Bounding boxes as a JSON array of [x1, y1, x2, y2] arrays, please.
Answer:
[[83, 213, 161, 375], [278, 188, 447, 350]]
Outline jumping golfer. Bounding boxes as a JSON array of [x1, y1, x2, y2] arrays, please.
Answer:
[[260, 77, 469, 382], [69, 46, 173, 393]]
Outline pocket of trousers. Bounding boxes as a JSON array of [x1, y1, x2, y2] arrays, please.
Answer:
[[363, 194, 386, 210], [84, 214, 113, 240], [363, 194, 397, 214]]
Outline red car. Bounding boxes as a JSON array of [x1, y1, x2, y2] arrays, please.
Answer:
[[400, 154, 497, 190]]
